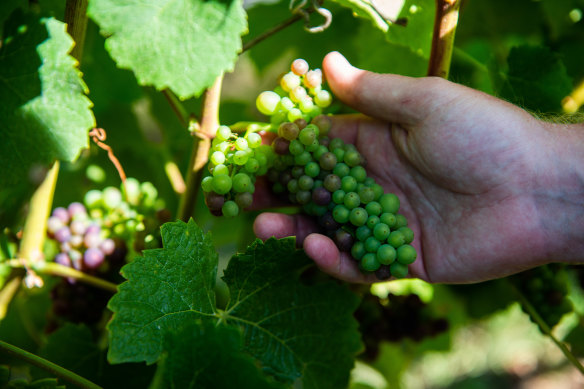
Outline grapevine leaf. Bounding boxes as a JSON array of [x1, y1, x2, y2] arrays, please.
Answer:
[[0, 10, 94, 227], [107, 219, 218, 365], [87, 0, 248, 99], [222, 238, 363, 389], [492, 45, 573, 113], [153, 323, 283, 389]]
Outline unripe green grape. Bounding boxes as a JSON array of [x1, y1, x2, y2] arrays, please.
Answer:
[[356, 225, 372, 241], [213, 141, 230, 154], [304, 162, 320, 178], [361, 253, 380, 272], [349, 207, 368, 227], [123, 177, 141, 205], [332, 204, 350, 224], [397, 244, 417, 265], [314, 90, 332, 107], [313, 205, 328, 216], [395, 214, 408, 229], [343, 192, 360, 209], [324, 174, 341, 192], [103, 187, 122, 209], [344, 150, 362, 167], [256, 91, 281, 115], [304, 140, 319, 154], [332, 189, 346, 204], [298, 97, 314, 113], [212, 175, 232, 195], [246, 133, 262, 148], [319, 152, 337, 171], [280, 72, 301, 91], [366, 215, 380, 229], [351, 241, 366, 260], [235, 137, 248, 151], [379, 193, 400, 214], [350, 166, 367, 182], [370, 184, 384, 200], [398, 227, 414, 244], [313, 145, 329, 160], [287, 108, 303, 122], [244, 158, 260, 173], [358, 187, 376, 204], [233, 150, 249, 165], [232, 173, 252, 193], [201, 176, 214, 192], [365, 236, 381, 253], [216, 125, 232, 141], [309, 85, 322, 96], [212, 164, 229, 177], [377, 244, 396, 265], [210, 151, 225, 165], [333, 163, 350, 177], [271, 111, 288, 126], [329, 138, 345, 150], [311, 114, 332, 136], [296, 190, 311, 205], [379, 213, 397, 228], [290, 85, 308, 103], [278, 97, 295, 112], [364, 177, 375, 186], [299, 127, 316, 145], [298, 175, 314, 191], [387, 230, 405, 248], [373, 223, 390, 241], [341, 176, 357, 192], [332, 148, 345, 162], [365, 201, 382, 216], [84, 189, 103, 209], [287, 179, 299, 193], [294, 151, 312, 166], [289, 140, 304, 155], [222, 201, 239, 217]]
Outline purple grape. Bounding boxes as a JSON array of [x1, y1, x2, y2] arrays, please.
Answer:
[[205, 192, 225, 210], [86, 223, 101, 235], [69, 250, 83, 270], [318, 212, 340, 232], [68, 202, 87, 218], [273, 137, 290, 155], [55, 253, 71, 267], [333, 229, 354, 252], [83, 248, 105, 269], [100, 239, 116, 256], [312, 187, 331, 206], [54, 227, 71, 243], [52, 207, 70, 223]]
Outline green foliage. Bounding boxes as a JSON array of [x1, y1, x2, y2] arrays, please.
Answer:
[[87, 0, 248, 99], [0, 366, 65, 389], [108, 219, 361, 388]]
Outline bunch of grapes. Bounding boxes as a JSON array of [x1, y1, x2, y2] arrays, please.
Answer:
[[201, 127, 275, 217], [202, 58, 417, 279], [256, 58, 332, 127], [355, 293, 449, 360], [513, 264, 573, 331]]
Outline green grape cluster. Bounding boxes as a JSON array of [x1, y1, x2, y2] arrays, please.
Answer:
[[513, 264, 573, 331], [256, 58, 332, 127], [201, 126, 276, 217], [203, 58, 417, 279]]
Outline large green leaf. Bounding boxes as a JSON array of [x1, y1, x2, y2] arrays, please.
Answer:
[[0, 10, 94, 226], [87, 0, 248, 99], [107, 219, 362, 388]]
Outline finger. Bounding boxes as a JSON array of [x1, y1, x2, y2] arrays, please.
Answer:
[[303, 234, 379, 284], [323, 51, 433, 126], [253, 212, 318, 246]]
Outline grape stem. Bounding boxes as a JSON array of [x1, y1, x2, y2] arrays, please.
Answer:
[[162, 89, 191, 127], [509, 281, 584, 375], [5, 259, 118, 294], [241, 10, 314, 53], [0, 339, 103, 389], [427, 0, 461, 78], [178, 75, 224, 221]]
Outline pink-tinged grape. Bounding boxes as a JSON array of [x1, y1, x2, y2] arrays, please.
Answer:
[[280, 72, 301, 91], [84, 232, 101, 249], [222, 201, 239, 217], [387, 230, 405, 248], [52, 207, 70, 223], [69, 249, 83, 269], [398, 227, 414, 244], [201, 176, 214, 192], [55, 253, 71, 267], [54, 227, 72, 243], [233, 150, 249, 165], [212, 175, 232, 195], [365, 236, 381, 253], [212, 164, 229, 177], [291, 58, 309, 76], [377, 244, 396, 265], [287, 108, 303, 122], [216, 125, 232, 141], [390, 261, 409, 278], [349, 207, 367, 227], [314, 90, 332, 108], [373, 223, 390, 241], [256, 91, 281, 115], [379, 193, 400, 214], [312, 187, 331, 206], [355, 225, 371, 242], [366, 215, 380, 229], [47, 216, 64, 234], [290, 85, 308, 103], [395, 214, 408, 229], [333, 229, 354, 252], [304, 69, 322, 88], [235, 192, 253, 209], [351, 241, 366, 260], [210, 151, 226, 165], [68, 202, 86, 218], [361, 253, 380, 272], [246, 133, 262, 148], [396, 244, 417, 264], [232, 173, 252, 193], [84, 248, 105, 269]]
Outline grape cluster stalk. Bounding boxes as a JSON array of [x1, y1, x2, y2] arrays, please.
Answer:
[[202, 58, 418, 279]]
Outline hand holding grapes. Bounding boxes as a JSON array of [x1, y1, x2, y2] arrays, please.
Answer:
[[254, 51, 584, 284]]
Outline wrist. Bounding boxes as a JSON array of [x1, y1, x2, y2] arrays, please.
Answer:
[[531, 121, 584, 264]]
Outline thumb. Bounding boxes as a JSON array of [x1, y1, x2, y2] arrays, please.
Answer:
[[322, 51, 427, 125]]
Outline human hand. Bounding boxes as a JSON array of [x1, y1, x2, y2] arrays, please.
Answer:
[[253, 51, 581, 284]]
